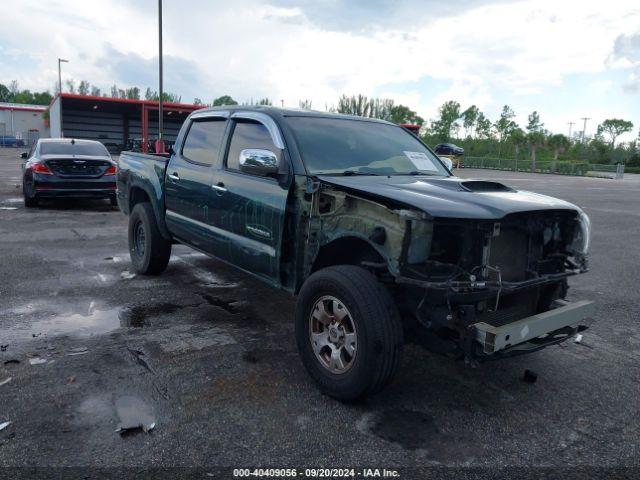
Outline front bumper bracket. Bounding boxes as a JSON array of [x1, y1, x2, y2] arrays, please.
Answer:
[[473, 299, 595, 354]]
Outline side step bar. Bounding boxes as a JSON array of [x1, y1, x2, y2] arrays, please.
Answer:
[[473, 300, 595, 354]]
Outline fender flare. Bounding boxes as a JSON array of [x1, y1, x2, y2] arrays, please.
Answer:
[[127, 180, 172, 241]]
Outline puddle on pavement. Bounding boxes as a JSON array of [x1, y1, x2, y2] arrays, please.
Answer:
[[371, 409, 441, 450], [119, 303, 181, 327], [6, 301, 183, 341], [25, 305, 124, 339], [370, 409, 483, 459]]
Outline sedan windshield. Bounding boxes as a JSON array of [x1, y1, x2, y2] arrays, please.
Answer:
[[41, 141, 109, 157], [287, 117, 449, 176]]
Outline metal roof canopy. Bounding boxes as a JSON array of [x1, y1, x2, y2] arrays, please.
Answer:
[[52, 94, 204, 152]]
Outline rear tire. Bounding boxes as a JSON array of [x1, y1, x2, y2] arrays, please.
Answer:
[[295, 265, 403, 401], [23, 180, 38, 208], [128, 202, 171, 275]]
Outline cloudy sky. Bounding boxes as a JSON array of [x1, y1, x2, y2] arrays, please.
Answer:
[[1, 0, 639, 140]]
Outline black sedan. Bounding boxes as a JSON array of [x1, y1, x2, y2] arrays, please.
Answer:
[[21, 139, 117, 208], [434, 143, 464, 156]]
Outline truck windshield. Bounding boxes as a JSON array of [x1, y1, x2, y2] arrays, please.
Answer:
[[287, 117, 448, 176], [41, 141, 109, 157]]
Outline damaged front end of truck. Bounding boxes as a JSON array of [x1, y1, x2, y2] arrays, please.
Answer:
[[304, 176, 594, 361]]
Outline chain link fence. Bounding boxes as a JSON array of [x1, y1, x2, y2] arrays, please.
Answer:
[[0, 128, 40, 148], [462, 156, 624, 179]]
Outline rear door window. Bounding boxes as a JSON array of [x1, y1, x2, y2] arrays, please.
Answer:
[[182, 119, 226, 165]]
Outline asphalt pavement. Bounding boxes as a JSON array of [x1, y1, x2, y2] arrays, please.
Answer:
[[1, 147, 639, 476]]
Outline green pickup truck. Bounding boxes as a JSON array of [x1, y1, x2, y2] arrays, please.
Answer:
[[116, 106, 593, 400]]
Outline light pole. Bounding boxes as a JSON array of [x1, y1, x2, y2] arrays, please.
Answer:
[[58, 58, 68, 95], [157, 0, 164, 153], [580, 117, 591, 144], [58, 58, 69, 138], [567, 121, 574, 140]]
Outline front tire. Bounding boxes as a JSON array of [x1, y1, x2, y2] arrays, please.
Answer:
[[128, 202, 171, 275], [295, 265, 403, 401]]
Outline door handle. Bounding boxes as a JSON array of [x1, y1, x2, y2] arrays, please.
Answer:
[[212, 182, 227, 193], [168, 172, 180, 181]]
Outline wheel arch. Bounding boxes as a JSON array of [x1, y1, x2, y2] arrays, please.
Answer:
[[128, 182, 172, 240], [308, 234, 391, 282]]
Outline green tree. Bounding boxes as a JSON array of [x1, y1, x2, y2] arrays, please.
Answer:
[[65, 79, 76, 94], [193, 98, 204, 106], [475, 112, 493, 139], [389, 104, 424, 125], [495, 105, 517, 144], [162, 92, 181, 103], [597, 119, 634, 148], [298, 99, 313, 110], [461, 105, 479, 138], [547, 134, 571, 160], [77, 81, 90, 95], [509, 127, 526, 159], [111, 84, 119, 98], [11, 90, 35, 104], [337, 94, 372, 117], [431, 100, 461, 141], [90, 86, 101, 96], [527, 131, 546, 169], [526, 111, 545, 169], [526, 111, 544, 133], [369, 98, 395, 120], [0, 84, 10, 102], [143, 89, 181, 103], [212, 95, 238, 106], [32, 91, 52, 105], [126, 87, 140, 100]]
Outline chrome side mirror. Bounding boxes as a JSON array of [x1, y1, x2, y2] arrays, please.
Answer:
[[440, 156, 454, 171], [239, 149, 280, 177]]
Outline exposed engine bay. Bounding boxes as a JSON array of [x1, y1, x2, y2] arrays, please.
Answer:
[[309, 179, 593, 360]]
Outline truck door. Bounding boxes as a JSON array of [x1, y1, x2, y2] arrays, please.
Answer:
[[209, 113, 290, 285], [165, 113, 228, 251]]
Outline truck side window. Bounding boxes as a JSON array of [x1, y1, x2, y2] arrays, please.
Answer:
[[182, 119, 226, 165], [226, 121, 280, 171]]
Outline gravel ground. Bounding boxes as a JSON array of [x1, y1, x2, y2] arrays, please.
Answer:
[[0, 147, 639, 477]]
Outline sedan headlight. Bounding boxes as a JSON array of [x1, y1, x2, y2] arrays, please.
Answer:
[[570, 210, 591, 257]]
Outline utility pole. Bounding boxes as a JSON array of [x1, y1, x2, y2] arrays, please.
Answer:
[[580, 117, 590, 144], [567, 121, 574, 140], [57, 58, 69, 138], [157, 0, 164, 153]]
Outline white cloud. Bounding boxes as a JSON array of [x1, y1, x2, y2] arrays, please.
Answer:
[[0, 0, 638, 140]]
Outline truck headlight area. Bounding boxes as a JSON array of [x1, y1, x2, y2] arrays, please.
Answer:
[[571, 210, 591, 257]]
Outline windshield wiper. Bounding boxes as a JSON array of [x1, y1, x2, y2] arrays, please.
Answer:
[[405, 171, 440, 176], [342, 170, 380, 176]]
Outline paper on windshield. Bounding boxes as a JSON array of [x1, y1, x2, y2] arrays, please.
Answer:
[[403, 151, 438, 171]]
